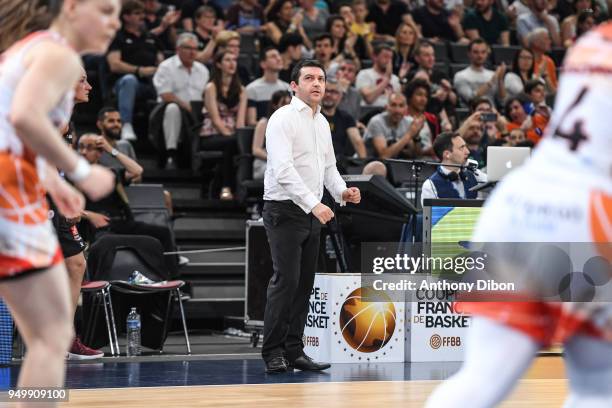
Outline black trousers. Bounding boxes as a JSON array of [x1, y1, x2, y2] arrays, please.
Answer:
[[199, 135, 238, 188], [262, 200, 321, 363]]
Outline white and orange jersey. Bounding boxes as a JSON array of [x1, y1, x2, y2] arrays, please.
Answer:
[[532, 23, 612, 192], [0, 31, 74, 277], [0, 30, 74, 160]]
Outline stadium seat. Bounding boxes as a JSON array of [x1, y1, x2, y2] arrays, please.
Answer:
[[433, 42, 449, 63], [491, 45, 521, 66], [449, 43, 470, 63]]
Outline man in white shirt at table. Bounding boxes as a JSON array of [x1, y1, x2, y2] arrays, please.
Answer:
[[262, 59, 361, 374]]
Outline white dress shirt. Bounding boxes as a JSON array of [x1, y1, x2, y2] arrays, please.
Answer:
[[153, 55, 209, 102], [264, 96, 347, 213], [421, 166, 488, 205]]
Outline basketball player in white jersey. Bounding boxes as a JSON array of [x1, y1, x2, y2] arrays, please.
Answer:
[[426, 23, 611, 408], [0, 0, 120, 394]]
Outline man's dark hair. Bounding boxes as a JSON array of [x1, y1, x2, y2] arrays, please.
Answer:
[[260, 45, 280, 61], [290, 59, 326, 84], [433, 132, 459, 160], [97, 106, 119, 122], [373, 43, 394, 56], [468, 37, 488, 52], [470, 96, 492, 113], [524, 79, 545, 95], [404, 78, 430, 101], [278, 33, 303, 53], [121, 0, 145, 18], [414, 39, 434, 56], [314, 33, 333, 47]]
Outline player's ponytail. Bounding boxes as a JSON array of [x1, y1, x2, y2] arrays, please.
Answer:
[[0, 0, 64, 53]]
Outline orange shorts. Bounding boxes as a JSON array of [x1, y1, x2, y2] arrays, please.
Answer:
[[0, 153, 62, 279]]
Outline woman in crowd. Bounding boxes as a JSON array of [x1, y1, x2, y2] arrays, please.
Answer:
[[561, 0, 595, 47], [264, 0, 307, 47], [504, 48, 535, 99], [194, 5, 224, 61], [393, 21, 420, 82], [201, 51, 247, 200], [252, 90, 292, 180], [326, 14, 369, 65]]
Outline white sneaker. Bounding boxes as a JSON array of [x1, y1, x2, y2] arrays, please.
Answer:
[[121, 123, 137, 141]]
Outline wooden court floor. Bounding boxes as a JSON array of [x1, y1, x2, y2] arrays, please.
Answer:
[[60, 357, 567, 408]]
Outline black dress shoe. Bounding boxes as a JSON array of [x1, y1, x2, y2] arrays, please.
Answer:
[[290, 355, 331, 371], [265, 356, 289, 373]]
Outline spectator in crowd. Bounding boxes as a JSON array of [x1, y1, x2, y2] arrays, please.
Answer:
[[362, 160, 388, 177], [413, 0, 467, 43], [321, 79, 367, 163], [252, 90, 292, 180], [355, 44, 401, 108], [264, 0, 309, 47], [404, 79, 441, 157], [226, 0, 264, 34], [365, 92, 424, 159], [96, 107, 138, 171], [504, 95, 548, 145], [78, 134, 179, 275], [409, 40, 458, 116], [143, 0, 181, 50], [561, 0, 594, 46], [246, 47, 291, 125], [313, 34, 338, 75], [393, 21, 420, 82], [298, 0, 330, 41], [517, 0, 561, 47], [278, 33, 304, 83], [201, 51, 247, 200], [350, 0, 374, 42], [527, 28, 558, 93], [462, 0, 510, 45], [206, 30, 251, 85], [420, 132, 487, 204], [506, 128, 528, 146], [193, 6, 224, 62], [366, 0, 411, 42], [338, 4, 355, 30], [181, 0, 224, 32], [336, 58, 362, 119], [454, 38, 506, 104], [107, 0, 164, 141], [562, 8, 596, 47], [470, 96, 508, 141], [456, 111, 487, 167], [153, 33, 210, 169], [326, 14, 368, 63], [504, 47, 536, 98]]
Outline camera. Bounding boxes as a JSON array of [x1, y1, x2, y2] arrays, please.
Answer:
[[480, 112, 498, 122]]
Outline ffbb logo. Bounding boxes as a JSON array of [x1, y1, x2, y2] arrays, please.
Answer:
[[429, 334, 461, 349]]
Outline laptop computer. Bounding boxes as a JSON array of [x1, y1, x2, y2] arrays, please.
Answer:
[[486, 146, 531, 182]]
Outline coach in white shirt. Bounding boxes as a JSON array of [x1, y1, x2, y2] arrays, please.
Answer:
[[153, 32, 209, 168], [262, 59, 361, 374]]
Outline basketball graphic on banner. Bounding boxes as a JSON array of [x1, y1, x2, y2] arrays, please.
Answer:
[[339, 287, 396, 353]]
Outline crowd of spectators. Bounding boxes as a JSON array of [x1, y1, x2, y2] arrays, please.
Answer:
[[88, 0, 607, 199]]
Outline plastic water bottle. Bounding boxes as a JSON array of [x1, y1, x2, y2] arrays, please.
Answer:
[[126, 307, 141, 357]]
